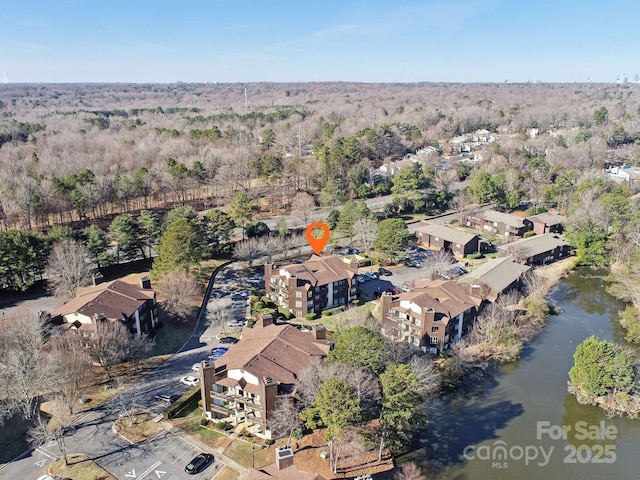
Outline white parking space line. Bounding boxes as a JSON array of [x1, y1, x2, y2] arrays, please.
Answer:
[[35, 447, 57, 460], [138, 460, 162, 479]]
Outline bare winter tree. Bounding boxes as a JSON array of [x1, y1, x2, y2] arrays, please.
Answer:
[[407, 355, 440, 397], [207, 294, 231, 337], [448, 191, 474, 225], [45, 238, 93, 299], [267, 398, 303, 446], [521, 270, 550, 302], [291, 191, 316, 226], [353, 217, 378, 254], [0, 310, 53, 421], [113, 376, 141, 426], [28, 396, 76, 466], [423, 249, 455, 277], [158, 271, 202, 320], [126, 334, 156, 371], [86, 321, 131, 380], [48, 335, 92, 415], [233, 237, 267, 266], [331, 427, 366, 474], [394, 462, 426, 480]]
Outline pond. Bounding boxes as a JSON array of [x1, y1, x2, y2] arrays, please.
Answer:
[[402, 268, 640, 480]]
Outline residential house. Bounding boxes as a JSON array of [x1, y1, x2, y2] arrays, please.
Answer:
[[50, 277, 158, 339], [465, 209, 530, 237], [524, 212, 566, 235], [457, 256, 531, 302], [200, 314, 330, 439], [604, 164, 640, 184], [265, 256, 358, 317], [379, 279, 482, 354], [414, 223, 480, 256], [497, 234, 571, 265]]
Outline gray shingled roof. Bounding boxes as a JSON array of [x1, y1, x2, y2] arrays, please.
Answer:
[[415, 223, 478, 245], [458, 256, 530, 300], [477, 209, 526, 228], [497, 233, 569, 258], [527, 212, 566, 226]]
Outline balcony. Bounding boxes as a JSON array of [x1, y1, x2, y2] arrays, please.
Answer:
[[211, 391, 264, 411]]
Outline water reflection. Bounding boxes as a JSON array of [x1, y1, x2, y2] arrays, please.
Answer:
[[408, 268, 640, 480]]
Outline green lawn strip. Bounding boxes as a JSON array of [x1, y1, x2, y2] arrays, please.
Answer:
[[222, 438, 276, 469], [171, 409, 227, 448]]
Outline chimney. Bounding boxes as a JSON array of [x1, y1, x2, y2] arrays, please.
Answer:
[[469, 284, 482, 297], [430, 270, 441, 281], [92, 272, 104, 286], [275, 446, 294, 470], [140, 276, 152, 289], [257, 313, 274, 327], [348, 259, 359, 272], [313, 323, 326, 340]]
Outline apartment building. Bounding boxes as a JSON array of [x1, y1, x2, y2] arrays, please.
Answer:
[[200, 314, 330, 438], [265, 255, 359, 317], [379, 279, 482, 354], [50, 277, 158, 338]]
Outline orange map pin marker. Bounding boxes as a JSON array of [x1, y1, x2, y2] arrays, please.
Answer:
[[306, 222, 331, 255]]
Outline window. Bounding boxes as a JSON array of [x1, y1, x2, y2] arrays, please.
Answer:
[[430, 337, 439, 344], [456, 244, 461, 248], [295, 291, 302, 298], [431, 326, 439, 333], [308, 290, 313, 298], [295, 301, 302, 308], [435, 237, 439, 241], [296, 310, 303, 317]]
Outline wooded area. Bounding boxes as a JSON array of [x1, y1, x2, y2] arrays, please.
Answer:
[[2, 81, 640, 291]]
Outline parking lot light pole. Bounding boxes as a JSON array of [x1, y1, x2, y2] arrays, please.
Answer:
[[252, 442, 255, 469]]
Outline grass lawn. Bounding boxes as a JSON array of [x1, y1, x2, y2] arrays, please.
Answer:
[[113, 410, 164, 444], [49, 454, 117, 480], [214, 466, 241, 480], [193, 257, 229, 285], [170, 409, 227, 448], [222, 438, 276, 470]]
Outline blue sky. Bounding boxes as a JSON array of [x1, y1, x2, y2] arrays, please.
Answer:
[[1, 0, 638, 83]]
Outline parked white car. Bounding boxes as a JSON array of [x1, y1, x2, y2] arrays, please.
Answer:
[[180, 375, 200, 387], [230, 301, 248, 308]]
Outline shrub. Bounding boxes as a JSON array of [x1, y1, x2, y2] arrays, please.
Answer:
[[200, 418, 209, 426], [215, 421, 230, 430], [246, 319, 256, 328], [163, 386, 201, 419], [523, 230, 536, 238], [265, 438, 275, 446], [467, 253, 483, 259], [278, 306, 294, 319], [304, 312, 318, 321], [291, 427, 303, 440]]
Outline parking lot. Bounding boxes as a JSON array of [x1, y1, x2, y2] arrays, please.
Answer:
[[356, 246, 469, 300]]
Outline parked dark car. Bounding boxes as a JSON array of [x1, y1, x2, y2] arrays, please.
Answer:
[[185, 453, 214, 474], [219, 336, 239, 344], [378, 267, 392, 276], [154, 392, 179, 405]]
